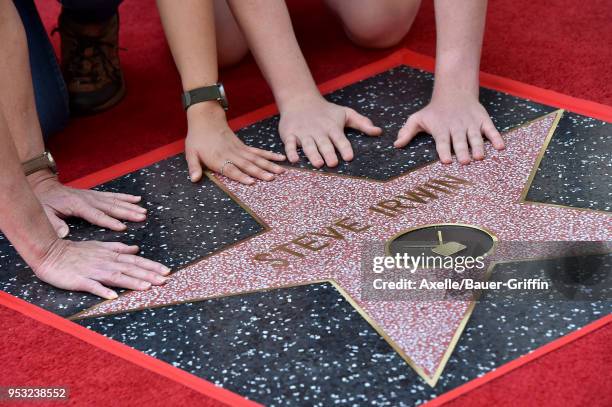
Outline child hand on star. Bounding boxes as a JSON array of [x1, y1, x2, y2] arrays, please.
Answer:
[[157, 0, 381, 185], [159, 0, 504, 186], [326, 0, 505, 162]]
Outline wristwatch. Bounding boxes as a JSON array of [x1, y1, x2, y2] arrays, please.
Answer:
[[22, 151, 57, 176], [182, 83, 229, 111]]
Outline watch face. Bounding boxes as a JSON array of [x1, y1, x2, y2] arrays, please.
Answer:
[[386, 223, 496, 260], [45, 151, 57, 172], [218, 83, 229, 110]]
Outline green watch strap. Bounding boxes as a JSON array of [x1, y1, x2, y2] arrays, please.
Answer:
[[182, 83, 228, 111]]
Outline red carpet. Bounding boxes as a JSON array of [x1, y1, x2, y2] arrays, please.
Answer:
[[15, 1, 612, 405], [0, 305, 229, 406], [34, 0, 612, 183], [1, 300, 609, 406], [437, 321, 612, 407]]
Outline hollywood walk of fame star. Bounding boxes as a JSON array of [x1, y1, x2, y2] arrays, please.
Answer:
[[71, 110, 611, 386]]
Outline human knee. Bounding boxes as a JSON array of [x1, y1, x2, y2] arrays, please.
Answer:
[[217, 38, 248, 67], [340, 1, 420, 49], [214, 0, 248, 67]]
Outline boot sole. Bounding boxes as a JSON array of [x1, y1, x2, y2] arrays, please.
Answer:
[[70, 78, 127, 117]]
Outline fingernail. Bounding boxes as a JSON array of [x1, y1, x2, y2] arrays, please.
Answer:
[[58, 226, 69, 238], [141, 282, 151, 290], [108, 291, 118, 299], [157, 276, 170, 284]]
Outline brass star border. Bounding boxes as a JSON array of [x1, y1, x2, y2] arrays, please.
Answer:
[[69, 110, 611, 387]]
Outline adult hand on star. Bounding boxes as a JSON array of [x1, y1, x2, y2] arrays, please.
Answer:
[[394, 90, 505, 164], [278, 94, 382, 168], [28, 169, 148, 238], [25, 171, 170, 299], [33, 239, 171, 299], [185, 102, 286, 185]]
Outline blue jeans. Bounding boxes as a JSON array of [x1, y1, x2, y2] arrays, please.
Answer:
[[14, 0, 122, 140]]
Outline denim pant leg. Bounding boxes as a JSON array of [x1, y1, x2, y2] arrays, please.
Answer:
[[14, 0, 69, 141]]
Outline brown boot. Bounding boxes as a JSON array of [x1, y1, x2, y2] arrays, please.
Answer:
[[57, 12, 126, 115]]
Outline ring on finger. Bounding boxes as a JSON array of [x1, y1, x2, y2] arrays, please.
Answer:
[[220, 160, 235, 176]]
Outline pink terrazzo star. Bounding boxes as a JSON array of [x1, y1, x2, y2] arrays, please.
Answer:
[[73, 110, 611, 386]]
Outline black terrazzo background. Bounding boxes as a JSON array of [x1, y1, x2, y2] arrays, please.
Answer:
[[0, 155, 263, 317], [80, 254, 611, 406], [525, 112, 612, 212], [0, 64, 609, 406], [236, 65, 557, 181]]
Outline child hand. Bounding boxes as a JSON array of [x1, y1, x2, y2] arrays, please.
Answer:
[[279, 95, 382, 167], [186, 103, 286, 185], [394, 90, 505, 164]]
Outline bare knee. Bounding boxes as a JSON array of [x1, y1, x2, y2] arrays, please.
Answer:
[[217, 36, 248, 67], [329, 0, 421, 49], [214, 0, 248, 67]]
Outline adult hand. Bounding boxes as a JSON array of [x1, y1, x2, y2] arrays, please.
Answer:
[[186, 102, 286, 185], [278, 94, 382, 168], [28, 170, 147, 238], [33, 239, 170, 299], [394, 90, 505, 164]]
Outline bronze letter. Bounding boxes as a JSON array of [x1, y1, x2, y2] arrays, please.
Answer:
[[274, 242, 306, 258], [292, 234, 330, 252], [312, 226, 345, 240], [429, 175, 473, 190], [397, 187, 439, 204], [253, 252, 290, 268], [335, 217, 371, 233]]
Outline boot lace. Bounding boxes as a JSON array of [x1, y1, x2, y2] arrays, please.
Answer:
[[53, 27, 123, 84]]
